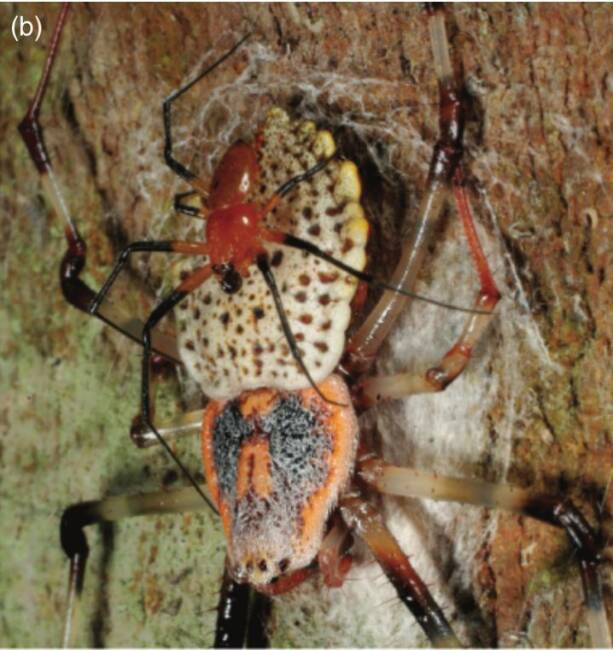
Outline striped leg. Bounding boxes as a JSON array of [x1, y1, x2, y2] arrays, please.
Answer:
[[357, 455, 611, 648], [339, 492, 462, 648], [61, 486, 270, 649], [357, 168, 499, 406], [18, 4, 179, 361], [60, 487, 211, 647]]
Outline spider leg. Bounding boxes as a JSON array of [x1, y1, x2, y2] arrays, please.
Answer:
[[271, 231, 487, 316], [59, 487, 269, 648], [345, 6, 476, 376], [262, 156, 334, 213], [89, 239, 208, 317], [141, 264, 216, 511], [60, 486, 211, 647], [246, 589, 272, 649], [18, 5, 179, 360], [317, 514, 352, 588], [339, 493, 461, 648], [256, 253, 346, 407], [162, 34, 250, 195], [358, 170, 499, 405], [87, 237, 211, 364], [91, 240, 210, 450], [358, 456, 611, 648], [174, 190, 207, 218], [130, 407, 205, 448], [215, 565, 272, 649], [215, 567, 251, 648]]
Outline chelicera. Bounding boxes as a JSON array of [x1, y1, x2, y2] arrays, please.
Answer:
[[19, 4, 609, 648]]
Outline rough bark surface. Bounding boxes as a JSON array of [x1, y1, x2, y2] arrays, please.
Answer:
[[1, 3, 611, 647]]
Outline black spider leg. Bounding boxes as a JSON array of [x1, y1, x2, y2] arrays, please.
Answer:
[[215, 567, 251, 648], [256, 254, 346, 407], [274, 157, 332, 199], [59, 487, 212, 647], [89, 241, 174, 314], [246, 590, 272, 648], [163, 33, 250, 184], [140, 273, 217, 513], [214, 569, 268, 648], [18, 4, 179, 361], [279, 233, 489, 315], [524, 495, 607, 637], [214, 564, 272, 649], [174, 190, 203, 217]]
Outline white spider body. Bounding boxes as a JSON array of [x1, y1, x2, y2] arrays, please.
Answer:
[[176, 108, 368, 400]]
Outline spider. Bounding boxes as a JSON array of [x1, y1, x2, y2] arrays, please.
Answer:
[[13, 2, 608, 644]]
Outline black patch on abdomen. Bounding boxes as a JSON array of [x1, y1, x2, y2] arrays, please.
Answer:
[[212, 395, 332, 509], [263, 396, 331, 498], [212, 401, 253, 499]]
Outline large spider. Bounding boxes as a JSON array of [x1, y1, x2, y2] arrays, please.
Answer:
[[9, 2, 612, 644]]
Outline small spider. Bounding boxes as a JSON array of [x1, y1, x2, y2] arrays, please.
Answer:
[[14, 2, 608, 642]]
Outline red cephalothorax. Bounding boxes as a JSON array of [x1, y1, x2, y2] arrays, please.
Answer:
[[206, 203, 267, 275], [209, 141, 260, 210], [205, 141, 271, 275]]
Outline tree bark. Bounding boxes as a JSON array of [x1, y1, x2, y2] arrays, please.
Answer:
[[1, 4, 610, 647]]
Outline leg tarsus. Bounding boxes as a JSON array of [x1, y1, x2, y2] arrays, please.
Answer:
[[62, 552, 88, 649], [359, 456, 611, 648]]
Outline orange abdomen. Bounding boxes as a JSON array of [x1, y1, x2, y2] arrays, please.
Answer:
[[201, 375, 359, 588]]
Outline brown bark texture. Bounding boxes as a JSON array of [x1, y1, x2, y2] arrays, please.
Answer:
[[1, 3, 611, 647]]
